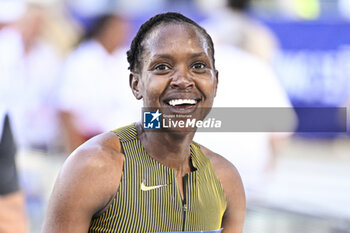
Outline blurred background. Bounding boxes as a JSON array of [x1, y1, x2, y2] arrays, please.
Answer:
[[1, 0, 350, 232]]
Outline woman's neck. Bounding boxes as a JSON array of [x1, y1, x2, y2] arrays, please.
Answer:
[[135, 122, 195, 174]]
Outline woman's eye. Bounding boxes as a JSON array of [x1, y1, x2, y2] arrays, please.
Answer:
[[155, 64, 170, 71], [192, 63, 206, 69]]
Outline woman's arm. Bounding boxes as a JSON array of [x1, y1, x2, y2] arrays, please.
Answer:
[[42, 132, 124, 233]]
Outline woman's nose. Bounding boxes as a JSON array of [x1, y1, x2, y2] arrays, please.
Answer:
[[170, 68, 194, 90]]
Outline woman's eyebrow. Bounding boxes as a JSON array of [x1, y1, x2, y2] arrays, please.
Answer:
[[190, 52, 207, 59], [150, 52, 208, 63], [151, 54, 174, 60], [152, 52, 207, 58]]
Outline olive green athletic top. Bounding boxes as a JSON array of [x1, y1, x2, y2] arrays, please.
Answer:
[[88, 124, 227, 233]]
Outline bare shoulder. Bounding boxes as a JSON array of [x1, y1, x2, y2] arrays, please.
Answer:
[[198, 143, 241, 184], [42, 132, 124, 233], [60, 131, 124, 204], [69, 131, 124, 170]]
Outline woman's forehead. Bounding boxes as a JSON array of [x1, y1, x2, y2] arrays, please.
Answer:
[[143, 23, 210, 56]]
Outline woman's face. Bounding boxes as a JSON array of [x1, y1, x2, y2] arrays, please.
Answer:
[[131, 23, 218, 122]]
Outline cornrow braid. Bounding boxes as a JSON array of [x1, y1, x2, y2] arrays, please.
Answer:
[[126, 12, 215, 72]]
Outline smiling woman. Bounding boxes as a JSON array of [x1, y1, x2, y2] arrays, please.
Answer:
[[130, 22, 216, 123], [42, 12, 245, 233]]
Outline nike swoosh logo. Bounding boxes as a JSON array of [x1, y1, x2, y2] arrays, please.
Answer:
[[140, 180, 169, 191]]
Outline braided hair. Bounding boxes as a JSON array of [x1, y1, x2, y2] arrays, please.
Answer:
[[126, 12, 215, 72]]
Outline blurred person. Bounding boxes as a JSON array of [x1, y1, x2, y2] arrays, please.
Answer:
[[199, 0, 279, 63], [0, 3, 62, 152], [194, 45, 296, 198], [57, 13, 141, 153], [0, 110, 28, 233], [196, 0, 296, 197], [0, 3, 61, 232], [42, 12, 245, 233]]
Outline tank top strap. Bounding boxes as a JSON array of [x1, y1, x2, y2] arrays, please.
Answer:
[[111, 123, 137, 143], [189, 141, 210, 170]]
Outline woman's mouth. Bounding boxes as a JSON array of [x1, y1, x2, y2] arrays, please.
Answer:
[[164, 98, 201, 114], [168, 99, 197, 106]]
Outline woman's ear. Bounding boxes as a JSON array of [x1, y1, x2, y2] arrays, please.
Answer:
[[130, 73, 143, 100]]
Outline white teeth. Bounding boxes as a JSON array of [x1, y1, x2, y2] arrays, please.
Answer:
[[168, 99, 197, 106]]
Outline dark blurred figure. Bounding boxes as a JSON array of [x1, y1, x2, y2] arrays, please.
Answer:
[[57, 13, 140, 153], [0, 113, 27, 233], [201, 0, 279, 63]]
